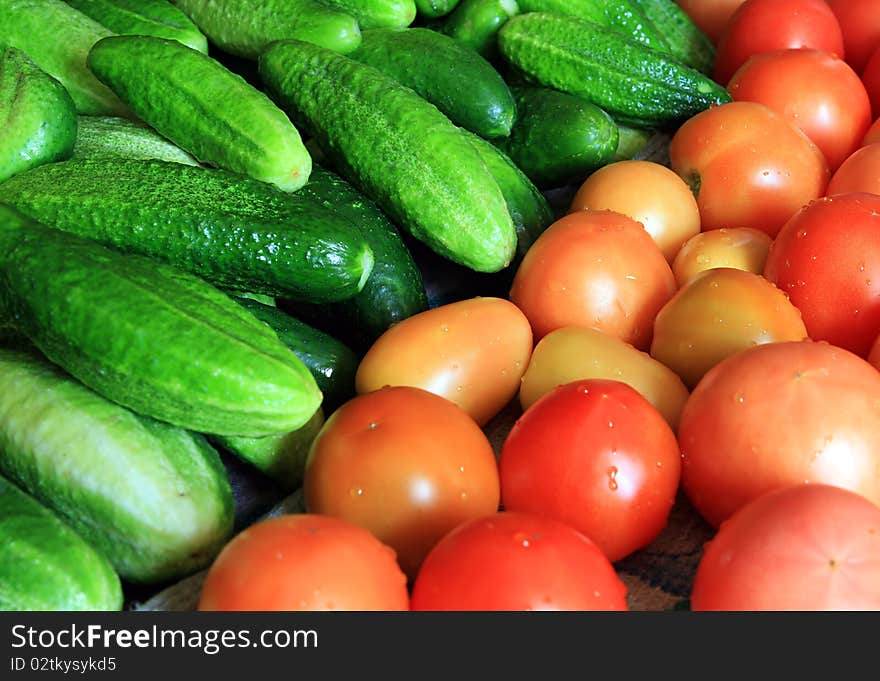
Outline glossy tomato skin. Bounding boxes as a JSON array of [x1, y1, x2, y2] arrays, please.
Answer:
[[355, 297, 532, 426], [669, 102, 829, 238], [679, 340, 880, 527], [764, 193, 880, 357], [198, 514, 409, 611], [675, 0, 746, 45], [510, 210, 676, 349], [863, 46, 880, 119], [713, 0, 844, 85], [866, 118, 880, 147], [304, 386, 500, 578], [826, 0, 880, 74], [410, 512, 628, 611], [728, 49, 871, 171], [672, 228, 772, 287], [827, 144, 880, 196], [500, 380, 681, 562], [691, 484, 880, 611]]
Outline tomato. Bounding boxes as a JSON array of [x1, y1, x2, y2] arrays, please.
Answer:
[[866, 118, 880, 146], [691, 484, 880, 611], [500, 380, 681, 562], [869, 331, 880, 368], [569, 160, 701, 262], [650, 268, 808, 389], [728, 49, 872, 171], [355, 297, 531, 426], [826, 0, 880, 74], [863, 46, 880, 119], [669, 101, 829, 237], [764, 193, 880, 356], [713, 0, 844, 85], [827, 143, 880, 196], [304, 386, 500, 578], [509, 210, 676, 349], [674, 0, 746, 45], [519, 326, 689, 430], [679, 340, 880, 527], [198, 514, 409, 611], [410, 512, 627, 611], [672, 228, 772, 287]]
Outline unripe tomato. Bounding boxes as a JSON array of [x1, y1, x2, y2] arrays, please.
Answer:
[[672, 228, 772, 287]]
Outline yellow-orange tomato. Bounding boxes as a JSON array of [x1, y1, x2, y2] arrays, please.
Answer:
[[650, 268, 808, 388], [827, 143, 880, 196], [672, 228, 773, 287], [355, 297, 532, 426], [570, 160, 701, 262], [519, 326, 689, 431], [509, 210, 677, 349]]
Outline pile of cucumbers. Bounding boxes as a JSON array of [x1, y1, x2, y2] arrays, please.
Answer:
[[0, 0, 728, 610]]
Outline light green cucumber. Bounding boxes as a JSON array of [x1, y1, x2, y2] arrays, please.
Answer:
[[415, 0, 459, 19], [72, 116, 198, 165], [613, 121, 655, 161], [437, 0, 519, 59], [316, 0, 416, 28]]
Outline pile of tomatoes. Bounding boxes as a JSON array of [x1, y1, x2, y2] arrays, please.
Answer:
[[198, 0, 880, 612]]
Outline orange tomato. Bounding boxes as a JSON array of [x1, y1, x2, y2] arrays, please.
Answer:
[[827, 143, 880, 196], [865, 118, 880, 146], [672, 228, 773, 287]]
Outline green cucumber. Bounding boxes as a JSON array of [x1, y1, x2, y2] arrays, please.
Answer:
[[613, 121, 655, 161], [495, 86, 619, 189], [498, 13, 731, 128], [260, 40, 516, 273], [0, 205, 322, 437], [0, 48, 77, 183], [0, 0, 126, 115], [632, 0, 715, 75], [172, 0, 361, 58], [316, 0, 416, 28], [0, 474, 122, 610], [0, 159, 373, 303], [88, 35, 311, 192], [351, 27, 516, 138], [437, 0, 519, 60], [66, 0, 208, 53], [415, 0, 460, 18], [72, 115, 198, 165]]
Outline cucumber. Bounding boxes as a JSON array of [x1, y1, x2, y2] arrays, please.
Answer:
[[0, 474, 122, 610], [632, 0, 715, 75], [0, 48, 77, 183], [260, 40, 516, 273], [88, 35, 311, 192], [0, 346, 235, 584], [0, 159, 374, 303], [316, 0, 416, 28], [495, 86, 619, 189], [351, 27, 516, 138], [612, 121, 655, 162], [66, 0, 208, 53], [415, 0, 460, 19], [437, 0, 519, 60], [171, 0, 361, 58], [0, 205, 322, 437], [498, 13, 731, 128], [72, 115, 198, 165]]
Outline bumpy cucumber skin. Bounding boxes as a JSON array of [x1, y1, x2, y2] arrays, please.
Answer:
[[632, 0, 715, 75], [317, 0, 416, 28], [0, 205, 322, 437], [72, 115, 198, 165], [66, 0, 208, 53], [438, 0, 519, 59], [88, 36, 311, 192], [351, 27, 515, 138], [0, 159, 373, 303], [0, 0, 126, 115], [260, 41, 516, 273], [172, 0, 361, 58], [498, 13, 731, 128], [415, 0, 460, 18], [0, 48, 77, 183], [0, 474, 122, 610]]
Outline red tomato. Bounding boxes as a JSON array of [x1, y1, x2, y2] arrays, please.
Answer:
[[826, 0, 880, 74], [500, 380, 681, 562], [827, 144, 880, 196], [714, 0, 844, 85], [863, 46, 880, 119], [679, 340, 880, 527], [764, 193, 880, 356], [669, 101, 829, 237], [870, 331, 880, 369], [692, 484, 880, 611], [675, 0, 746, 45], [410, 512, 628, 611], [866, 118, 880, 146], [304, 386, 500, 578], [728, 49, 871, 171], [199, 514, 409, 611]]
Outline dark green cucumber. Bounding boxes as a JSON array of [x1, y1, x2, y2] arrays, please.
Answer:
[[498, 13, 731, 128], [66, 0, 208, 52], [437, 0, 519, 60], [612, 120, 655, 161], [415, 0, 460, 18], [72, 115, 198, 165], [260, 40, 516, 273], [495, 86, 619, 189], [172, 0, 361, 58], [0, 159, 374, 302], [0, 474, 122, 610], [0, 205, 322, 437], [0, 48, 77, 183], [351, 27, 515, 138], [88, 35, 311, 192], [632, 0, 715, 75], [316, 0, 416, 28]]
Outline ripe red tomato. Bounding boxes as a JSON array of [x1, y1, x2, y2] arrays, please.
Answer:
[[826, 0, 880, 74], [863, 46, 880, 119], [691, 484, 880, 611], [764, 193, 880, 357], [410, 512, 628, 611], [675, 0, 746, 45], [500, 380, 681, 562], [827, 144, 880, 196], [678, 340, 880, 527], [714, 0, 845, 85], [866, 118, 880, 146]]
